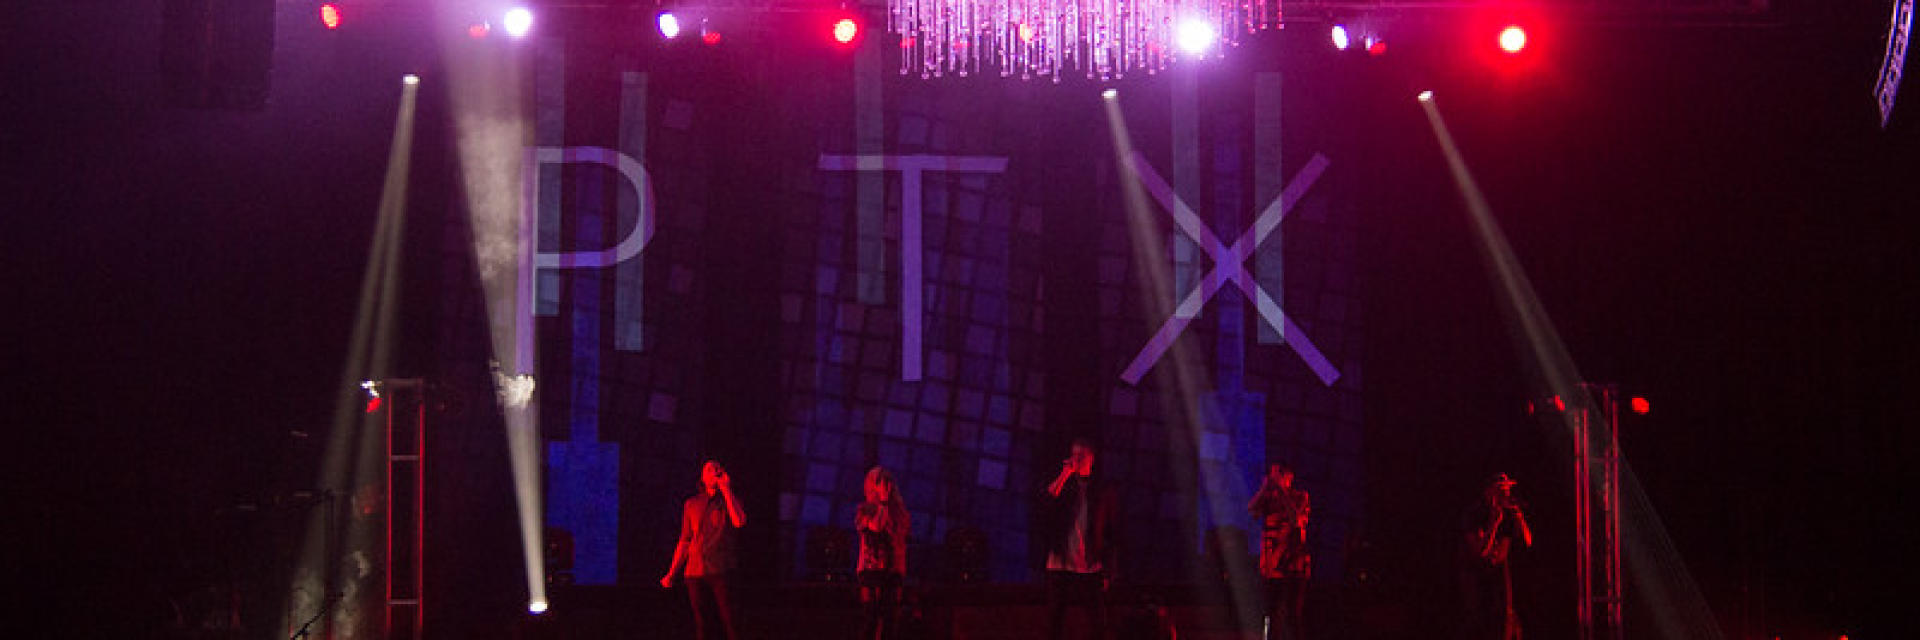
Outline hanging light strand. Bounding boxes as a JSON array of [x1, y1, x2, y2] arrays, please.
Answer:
[[890, 0, 1276, 81]]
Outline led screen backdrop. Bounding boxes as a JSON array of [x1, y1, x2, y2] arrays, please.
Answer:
[[438, 36, 1364, 589]]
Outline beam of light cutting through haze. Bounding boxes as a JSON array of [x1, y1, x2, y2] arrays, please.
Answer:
[[1418, 93, 1724, 640]]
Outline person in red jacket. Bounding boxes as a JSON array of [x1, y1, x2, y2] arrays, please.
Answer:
[[661, 460, 747, 640]]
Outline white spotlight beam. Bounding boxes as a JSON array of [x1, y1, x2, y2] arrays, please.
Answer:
[[1418, 95, 1726, 640]]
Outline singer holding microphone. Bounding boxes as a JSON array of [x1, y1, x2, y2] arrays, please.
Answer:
[[855, 466, 910, 640], [1248, 462, 1310, 640], [1460, 472, 1531, 640], [1043, 438, 1116, 640], [661, 460, 747, 640]]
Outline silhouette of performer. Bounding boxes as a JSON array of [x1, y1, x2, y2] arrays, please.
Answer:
[[662, 460, 747, 640], [1044, 438, 1116, 640], [1249, 462, 1310, 640], [1460, 472, 1532, 640], [856, 466, 909, 640]]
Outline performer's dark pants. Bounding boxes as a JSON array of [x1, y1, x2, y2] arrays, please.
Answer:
[[859, 570, 904, 640], [1264, 577, 1306, 640], [685, 574, 739, 640], [1460, 564, 1518, 640], [1047, 570, 1108, 640]]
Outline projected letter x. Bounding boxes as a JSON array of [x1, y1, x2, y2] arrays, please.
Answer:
[[1120, 151, 1342, 387]]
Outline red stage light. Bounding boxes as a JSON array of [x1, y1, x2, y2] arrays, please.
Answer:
[[1366, 38, 1386, 56], [833, 18, 859, 44], [1499, 25, 1527, 54], [702, 30, 722, 45], [468, 22, 490, 39], [1631, 396, 1650, 415], [366, 396, 383, 413], [319, 3, 342, 30], [1551, 395, 1566, 412]]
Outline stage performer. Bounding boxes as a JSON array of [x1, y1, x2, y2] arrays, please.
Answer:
[[661, 460, 747, 640], [1044, 438, 1117, 640], [1248, 462, 1311, 640], [855, 466, 910, 640], [1460, 472, 1532, 640]]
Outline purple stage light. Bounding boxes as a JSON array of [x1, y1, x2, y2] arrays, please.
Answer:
[[658, 12, 681, 39], [502, 7, 533, 38], [1175, 19, 1215, 56]]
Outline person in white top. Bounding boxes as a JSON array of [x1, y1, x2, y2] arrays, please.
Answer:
[[1043, 438, 1115, 640]]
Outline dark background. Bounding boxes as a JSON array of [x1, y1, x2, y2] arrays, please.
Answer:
[[8, 1, 1916, 638]]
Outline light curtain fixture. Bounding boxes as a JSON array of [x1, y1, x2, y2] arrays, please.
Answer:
[[887, 0, 1283, 80]]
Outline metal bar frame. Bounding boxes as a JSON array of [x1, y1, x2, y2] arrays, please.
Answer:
[[383, 378, 425, 639], [1572, 382, 1624, 640]]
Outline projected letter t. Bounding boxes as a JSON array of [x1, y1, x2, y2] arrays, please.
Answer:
[[818, 154, 1009, 381]]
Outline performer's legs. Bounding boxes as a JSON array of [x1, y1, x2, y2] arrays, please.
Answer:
[[706, 574, 740, 640], [860, 570, 902, 640], [1046, 571, 1070, 640], [1261, 578, 1287, 640], [1281, 577, 1306, 640], [1084, 574, 1108, 640], [859, 580, 881, 640], [686, 576, 713, 640], [1499, 565, 1519, 640], [1048, 571, 1110, 640], [1459, 566, 1506, 640]]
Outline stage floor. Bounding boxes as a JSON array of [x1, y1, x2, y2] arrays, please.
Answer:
[[516, 582, 1415, 640]]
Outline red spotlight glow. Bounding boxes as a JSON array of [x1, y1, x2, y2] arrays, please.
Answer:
[[366, 396, 383, 414], [1552, 395, 1566, 412], [1631, 396, 1650, 414], [702, 30, 722, 45], [833, 18, 859, 44], [319, 3, 342, 30], [468, 22, 490, 39], [1366, 38, 1386, 56], [1499, 25, 1527, 54]]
